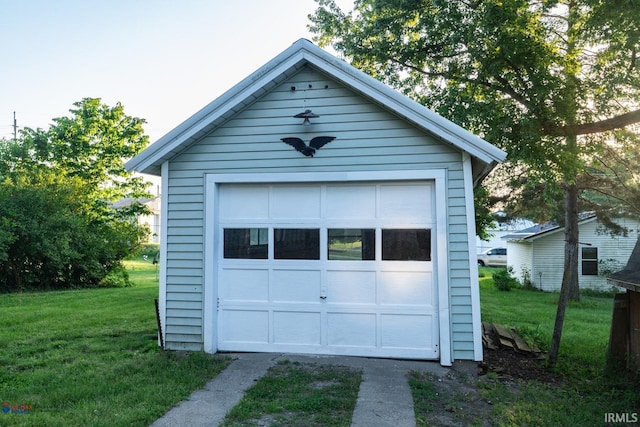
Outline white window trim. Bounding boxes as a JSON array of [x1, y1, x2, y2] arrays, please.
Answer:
[[203, 170, 452, 366]]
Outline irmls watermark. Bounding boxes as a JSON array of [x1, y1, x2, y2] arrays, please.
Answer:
[[605, 412, 639, 424], [1, 401, 32, 415]]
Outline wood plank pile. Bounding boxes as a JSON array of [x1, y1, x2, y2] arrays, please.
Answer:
[[482, 322, 544, 358]]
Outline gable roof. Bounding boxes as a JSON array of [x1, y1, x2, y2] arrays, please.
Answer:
[[126, 38, 506, 179], [502, 215, 598, 242]]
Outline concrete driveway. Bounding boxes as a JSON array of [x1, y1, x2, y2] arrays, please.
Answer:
[[150, 352, 461, 427]]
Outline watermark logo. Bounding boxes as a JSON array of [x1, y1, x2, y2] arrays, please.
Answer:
[[1, 401, 32, 415], [605, 412, 639, 424]]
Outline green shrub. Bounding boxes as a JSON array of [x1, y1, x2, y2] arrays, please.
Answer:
[[99, 264, 132, 288], [493, 267, 519, 291], [0, 174, 147, 292], [519, 267, 539, 290]]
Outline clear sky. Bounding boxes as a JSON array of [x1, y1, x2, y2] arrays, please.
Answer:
[[0, 0, 354, 142]]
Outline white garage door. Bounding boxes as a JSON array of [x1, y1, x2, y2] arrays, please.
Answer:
[[216, 182, 439, 359]]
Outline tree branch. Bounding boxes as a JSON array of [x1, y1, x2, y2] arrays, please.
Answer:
[[545, 109, 640, 136]]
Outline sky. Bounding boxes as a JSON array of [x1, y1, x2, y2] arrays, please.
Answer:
[[0, 0, 354, 142]]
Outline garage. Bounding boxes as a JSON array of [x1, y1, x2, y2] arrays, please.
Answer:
[[215, 181, 439, 359], [126, 39, 506, 364]]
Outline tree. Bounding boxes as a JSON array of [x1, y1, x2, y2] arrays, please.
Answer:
[[310, 0, 640, 365], [1, 98, 150, 203], [0, 98, 151, 291]]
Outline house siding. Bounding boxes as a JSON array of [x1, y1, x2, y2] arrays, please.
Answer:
[[162, 66, 476, 360], [508, 217, 640, 291], [507, 241, 533, 287]]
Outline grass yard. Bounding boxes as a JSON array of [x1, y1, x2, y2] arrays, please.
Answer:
[[0, 256, 230, 427], [411, 267, 640, 426], [478, 267, 616, 377], [221, 360, 362, 427], [3, 257, 639, 426]]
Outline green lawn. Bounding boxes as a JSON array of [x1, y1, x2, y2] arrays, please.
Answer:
[[0, 257, 230, 427], [478, 267, 615, 376], [222, 360, 362, 426], [416, 267, 640, 426], [2, 261, 638, 426]]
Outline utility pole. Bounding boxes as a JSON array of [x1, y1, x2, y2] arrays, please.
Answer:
[[13, 111, 17, 140]]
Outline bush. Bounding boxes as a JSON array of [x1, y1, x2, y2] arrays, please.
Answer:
[[99, 264, 132, 288], [493, 267, 519, 291], [0, 174, 147, 292], [519, 267, 539, 291]]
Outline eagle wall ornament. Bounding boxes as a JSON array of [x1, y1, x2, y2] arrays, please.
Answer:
[[281, 136, 336, 157]]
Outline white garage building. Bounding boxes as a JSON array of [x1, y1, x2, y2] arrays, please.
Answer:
[[126, 39, 506, 365]]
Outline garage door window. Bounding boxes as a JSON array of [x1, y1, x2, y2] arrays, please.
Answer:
[[382, 229, 431, 261], [328, 229, 375, 261], [224, 228, 268, 259], [275, 228, 320, 260]]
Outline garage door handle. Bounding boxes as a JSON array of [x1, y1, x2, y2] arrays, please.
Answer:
[[320, 296, 327, 300]]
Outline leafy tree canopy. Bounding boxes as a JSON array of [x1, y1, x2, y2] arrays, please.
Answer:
[[310, 0, 640, 216], [0, 98, 151, 291], [0, 97, 150, 204], [310, 0, 640, 363]]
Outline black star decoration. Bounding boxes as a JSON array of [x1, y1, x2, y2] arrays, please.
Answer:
[[281, 136, 336, 157]]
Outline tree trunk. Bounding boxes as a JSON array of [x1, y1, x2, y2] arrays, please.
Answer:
[[548, 183, 580, 366], [565, 183, 581, 301]]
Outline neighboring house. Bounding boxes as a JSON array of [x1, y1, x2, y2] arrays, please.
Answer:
[[125, 39, 506, 365], [113, 197, 161, 243], [504, 216, 640, 291]]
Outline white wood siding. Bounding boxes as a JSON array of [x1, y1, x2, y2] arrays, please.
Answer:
[[577, 218, 640, 290], [531, 233, 566, 291], [163, 66, 474, 359], [508, 218, 640, 292], [507, 242, 533, 288]]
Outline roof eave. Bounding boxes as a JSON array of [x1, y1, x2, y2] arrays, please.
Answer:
[[126, 39, 507, 175]]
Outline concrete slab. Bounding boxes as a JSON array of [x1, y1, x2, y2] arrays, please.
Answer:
[[149, 353, 278, 427], [150, 352, 450, 427]]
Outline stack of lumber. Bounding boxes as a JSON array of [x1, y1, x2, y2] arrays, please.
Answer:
[[482, 322, 544, 358]]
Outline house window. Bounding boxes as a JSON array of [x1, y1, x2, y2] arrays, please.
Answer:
[[382, 229, 431, 261], [274, 228, 320, 260], [328, 229, 375, 260], [582, 247, 598, 276], [224, 228, 268, 259]]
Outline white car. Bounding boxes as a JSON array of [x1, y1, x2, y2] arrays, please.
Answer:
[[477, 247, 507, 267]]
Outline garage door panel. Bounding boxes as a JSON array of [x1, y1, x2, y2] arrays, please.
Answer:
[[273, 311, 321, 345], [381, 314, 434, 349], [220, 310, 269, 343], [326, 270, 376, 304], [325, 185, 377, 219], [272, 269, 321, 302], [379, 184, 432, 220], [379, 271, 433, 305], [221, 185, 269, 219], [270, 185, 321, 219], [220, 268, 269, 301], [327, 312, 377, 347]]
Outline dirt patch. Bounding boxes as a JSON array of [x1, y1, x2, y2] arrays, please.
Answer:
[[415, 369, 494, 427], [480, 347, 562, 385], [414, 346, 562, 426]]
